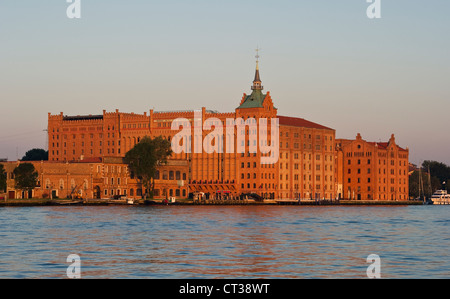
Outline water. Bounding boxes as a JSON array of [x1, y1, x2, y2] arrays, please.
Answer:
[[0, 205, 448, 279]]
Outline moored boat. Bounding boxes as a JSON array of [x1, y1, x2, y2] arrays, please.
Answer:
[[430, 190, 450, 205]]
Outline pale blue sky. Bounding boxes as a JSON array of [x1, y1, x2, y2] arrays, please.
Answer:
[[0, 1, 449, 165]]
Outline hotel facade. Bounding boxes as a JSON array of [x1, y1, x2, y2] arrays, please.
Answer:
[[2, 63, 409, 201]]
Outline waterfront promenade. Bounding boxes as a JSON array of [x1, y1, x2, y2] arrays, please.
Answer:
[[0, 198, 424, 207]]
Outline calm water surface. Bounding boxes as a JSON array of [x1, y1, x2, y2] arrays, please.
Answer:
[[0, 205, 448, 278]]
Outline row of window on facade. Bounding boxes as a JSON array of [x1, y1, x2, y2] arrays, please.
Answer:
[[52, 132, 116, 140], [123, 123, 148, 129], [349, 186, 408, 193], [241, 172, 276, 180], [281, 143, 334, 151], [281, 132, 334, 141], [281, 163, 334, 171], [41, 171, 187, 190], [43, 179, 89, 190], [346, 158, 408, 167], [104, 171, 187, 185], [347, 168, 408, 175], [105, 188, 186, 197], [240, 182, 334, 191], [241, 161, 276, 169], [347, 177, 408, 184], [281, 174, 334, 182], [282, 184, 334, 191], [155, 170, 187, 181], [281, 153, 334, 161], [52, 131, 334, 144]]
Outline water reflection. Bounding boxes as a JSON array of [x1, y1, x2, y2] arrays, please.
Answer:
[[0, 205, 449, 278]]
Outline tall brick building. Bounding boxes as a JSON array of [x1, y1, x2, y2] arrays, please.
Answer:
[[278, 116, 336, 200], [46, 61, 339, 200], [41, 60, 409, 201]]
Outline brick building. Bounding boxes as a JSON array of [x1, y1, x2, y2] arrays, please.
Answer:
[[1, 158, 189, 200], [335, 133, 409, 201], [278, 116, 336, 200], [46, 61, 337, 200], [42, 61, 409, 201]]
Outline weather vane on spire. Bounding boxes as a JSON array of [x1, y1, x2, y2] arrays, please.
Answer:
[[255, 47, 261, 69]]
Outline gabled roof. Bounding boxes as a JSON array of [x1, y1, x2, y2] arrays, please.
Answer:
[[336, 138, 408, 152], [278, 116, 334, 131], [367, 142, 389, 149], [238, 90, 266, 109], [367, 142, 408, 151]]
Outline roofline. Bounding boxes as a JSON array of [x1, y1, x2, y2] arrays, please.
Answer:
[[278, 115, 335, 131]]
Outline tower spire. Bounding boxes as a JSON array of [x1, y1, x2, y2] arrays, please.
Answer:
[[255, 47, 260, 70], [252, 47, 263, 91]]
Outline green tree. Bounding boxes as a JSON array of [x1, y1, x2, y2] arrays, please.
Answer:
[[0, 164, 6, 193], [13, 163, 38, 195], [422, 160, 450, 188], [21, 148, 48, 161], [124, 136, 172, 200]]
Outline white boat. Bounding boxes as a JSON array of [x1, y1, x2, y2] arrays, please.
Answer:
[[430, 190, 450, 205]]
